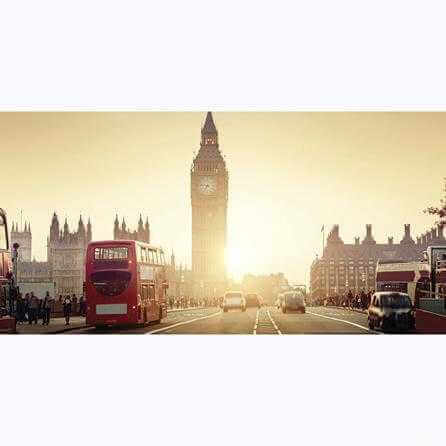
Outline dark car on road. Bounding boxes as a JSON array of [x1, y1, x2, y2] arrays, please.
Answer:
[[368, 292, 415, 332], [245, 293, 262, 308], [281, 291, 306, 314]]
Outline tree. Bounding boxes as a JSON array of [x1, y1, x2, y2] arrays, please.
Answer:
[[424, 178, 446, 229]]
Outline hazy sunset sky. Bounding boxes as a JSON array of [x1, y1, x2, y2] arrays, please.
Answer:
[[1, 112, 445, 283]]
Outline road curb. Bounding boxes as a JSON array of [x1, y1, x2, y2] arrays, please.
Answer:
[[50, 324, 91, 334]]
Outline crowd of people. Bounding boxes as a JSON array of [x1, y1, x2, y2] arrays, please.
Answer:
[[167, 295, 222, 309], [2, 291, 87, 326], [312, 289, 374, 311]]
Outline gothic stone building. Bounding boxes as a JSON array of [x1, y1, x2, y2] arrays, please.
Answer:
[[310, 223, 446, 298], [191, 112, 228, 297], [11, 213, 92, 297]]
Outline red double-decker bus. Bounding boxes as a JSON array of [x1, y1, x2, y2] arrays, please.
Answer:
[[86, 240, 168, 328]]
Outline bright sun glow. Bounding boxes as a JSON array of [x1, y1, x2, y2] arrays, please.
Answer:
[[225, 246, 254, 281]]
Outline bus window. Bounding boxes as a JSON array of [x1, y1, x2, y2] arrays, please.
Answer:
[[0, 213, 7, 250], [148, 249, 154, 264], [94, 246, 128, 260]]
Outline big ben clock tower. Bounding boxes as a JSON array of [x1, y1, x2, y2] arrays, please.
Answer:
[[191, 112, 228, 297]]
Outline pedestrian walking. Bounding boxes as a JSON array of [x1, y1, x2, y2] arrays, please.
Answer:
[[63, 295, 72, 325], [37, 294, 44, 322], [42, 292, 53, 325], [8, 286, 17, 316], [28, 292, 39, 324], [24, 293, 30, 322], [16, 293, 25, 323]]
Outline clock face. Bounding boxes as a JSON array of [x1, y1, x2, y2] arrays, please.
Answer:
[[199, 176, 217, 195]]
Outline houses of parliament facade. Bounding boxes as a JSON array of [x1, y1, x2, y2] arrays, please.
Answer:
[[310, 223, 446, 298]]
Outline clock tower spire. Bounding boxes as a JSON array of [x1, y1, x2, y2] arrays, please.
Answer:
[[191, 112, 228, 298], [201, 111, 218, 145]]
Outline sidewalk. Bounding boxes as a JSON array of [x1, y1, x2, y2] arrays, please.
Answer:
[[15, 317, 87, 334]]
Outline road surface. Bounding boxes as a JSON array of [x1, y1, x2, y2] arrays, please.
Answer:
[[67, 306, 378, 334]]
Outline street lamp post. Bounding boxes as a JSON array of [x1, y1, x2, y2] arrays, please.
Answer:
[[10, 242, 20, 316]]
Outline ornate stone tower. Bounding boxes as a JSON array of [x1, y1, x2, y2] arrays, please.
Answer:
[[191, 112, 228, 297], [48, 212, 92, 297], [11, 221, 32, 261]]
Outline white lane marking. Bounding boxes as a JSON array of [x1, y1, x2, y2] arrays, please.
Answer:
[[267, 309, 282, 335], [147, 311, 221, 334], [307, 311, 381, 334], [253, 308, 260, 335]]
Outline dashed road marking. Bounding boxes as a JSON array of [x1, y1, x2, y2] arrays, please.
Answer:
[[147, 311, 221, 334], [253, 308, 260, 335], [307, 311, 381, 334], [267, 309, 282, 335]]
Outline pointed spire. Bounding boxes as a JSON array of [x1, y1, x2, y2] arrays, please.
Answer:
[[138, 214, 144, 232], [78, 214, 85, 236], [64, 218, 69, 234], [28, 222, 31, 233], [144, 217, 150, 243], [202, 111, 217, 134], [114, 214, 119, 225], [122, 217, 126, 231], [87, 217, 92, 242]]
